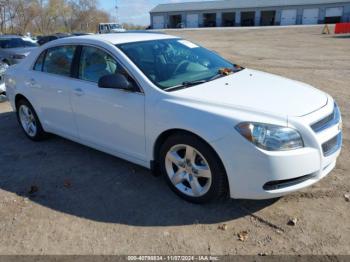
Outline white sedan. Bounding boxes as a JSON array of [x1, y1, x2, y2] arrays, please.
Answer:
[[5, 33, 342, 203]]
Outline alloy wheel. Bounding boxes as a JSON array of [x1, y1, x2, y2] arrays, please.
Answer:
[[18, 105, 37, 137], [165, 144, 212, 197]]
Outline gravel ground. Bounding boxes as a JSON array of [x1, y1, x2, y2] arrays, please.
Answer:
[[0, 26, 349, 255]]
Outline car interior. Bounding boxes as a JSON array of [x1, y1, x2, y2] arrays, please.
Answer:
[[79, 47, 117, 83], [118, 39, 234, 89]]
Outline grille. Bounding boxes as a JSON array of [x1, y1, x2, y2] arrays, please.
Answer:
[[322, 133, 342, 157], [311, 103, 340, 133], [311, 112, 334, 132]]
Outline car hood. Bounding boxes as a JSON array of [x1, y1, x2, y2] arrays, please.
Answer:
[[7, 47, 36, 56], [173, 69, 328, 117]]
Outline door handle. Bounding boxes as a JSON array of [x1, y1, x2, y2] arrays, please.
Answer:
[[73, 88, 84, 96]]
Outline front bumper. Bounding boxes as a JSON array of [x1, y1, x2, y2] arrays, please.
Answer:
[[211, 100, 342, 200]]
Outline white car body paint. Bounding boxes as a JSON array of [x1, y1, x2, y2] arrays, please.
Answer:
[[0, 83, 5, 94], [5, 33, 342, 199]]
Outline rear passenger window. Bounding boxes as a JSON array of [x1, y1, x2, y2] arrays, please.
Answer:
[[42, 46, 76, 77], [33, 51, 45, 71]]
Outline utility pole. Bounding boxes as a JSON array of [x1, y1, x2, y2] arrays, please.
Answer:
[[115, 0, 119, 23]]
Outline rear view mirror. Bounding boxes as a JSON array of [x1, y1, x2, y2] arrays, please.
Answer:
[[98, 73, 136, 91]]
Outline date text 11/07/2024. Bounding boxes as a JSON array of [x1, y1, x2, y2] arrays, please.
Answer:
[[127, 256, 220, 261]]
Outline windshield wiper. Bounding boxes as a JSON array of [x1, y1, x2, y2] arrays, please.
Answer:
[[164, 80, 207, 91], [182, 79, 208, 86], [164, 66, 244, 92]]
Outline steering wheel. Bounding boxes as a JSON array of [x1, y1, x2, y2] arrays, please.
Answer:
[[173, 60, 190, 75]]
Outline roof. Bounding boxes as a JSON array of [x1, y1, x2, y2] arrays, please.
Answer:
[[0, 35, 22, 39], [53, 33, 177, 45], [150, 0, 350, 13]]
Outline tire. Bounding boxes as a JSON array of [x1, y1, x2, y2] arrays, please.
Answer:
[[16, 99, 47, 141], [159, 133, 228, 203]]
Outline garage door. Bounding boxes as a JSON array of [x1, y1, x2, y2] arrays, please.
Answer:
[[153, 15, 165, 29], [280, 9, 297, 25], [186, 14, 199, 28], [302, 8, 319, 25], [326, 7, 343, 17]]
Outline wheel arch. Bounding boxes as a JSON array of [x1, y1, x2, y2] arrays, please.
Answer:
[[14, 94, 42, 120], [154, 129, 200, 161], [14, 94, 43, 125], [15, 93, 30, 109], [152, 129, 228, 178], [152, 128, 230, 199]]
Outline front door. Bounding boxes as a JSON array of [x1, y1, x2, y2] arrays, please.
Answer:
[[70, 46, 146, 161]]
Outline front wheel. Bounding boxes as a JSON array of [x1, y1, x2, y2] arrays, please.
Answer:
[[159, 133, 228, 203]]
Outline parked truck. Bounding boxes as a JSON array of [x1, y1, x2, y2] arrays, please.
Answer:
[[98, 23, 126, 34]]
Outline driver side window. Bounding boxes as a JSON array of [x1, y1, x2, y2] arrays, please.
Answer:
[[78, 46, 140, 92], [79, 46, 119, 83]]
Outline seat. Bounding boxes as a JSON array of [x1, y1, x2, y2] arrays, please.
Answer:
[[45, 51, 71, 76], [124, 48, 141, 66], [155, 54, 168, 81], [82, 52, 110, 82]]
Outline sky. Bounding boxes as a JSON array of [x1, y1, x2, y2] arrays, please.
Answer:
[[100, 0, 203, 26]]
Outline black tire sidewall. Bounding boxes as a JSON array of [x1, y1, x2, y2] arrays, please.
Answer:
[[159, 133, 228, 203]]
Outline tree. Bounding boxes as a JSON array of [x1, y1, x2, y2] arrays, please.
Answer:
[[0, 0, 111, 35]]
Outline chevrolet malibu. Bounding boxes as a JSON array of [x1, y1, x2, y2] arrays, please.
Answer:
[[5, 33, 342, 203]]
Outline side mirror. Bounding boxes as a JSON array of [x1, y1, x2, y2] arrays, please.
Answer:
[[98, 73, 136, 91]]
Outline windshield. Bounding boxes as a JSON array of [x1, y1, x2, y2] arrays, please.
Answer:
[[117, 39, 242, 90], [0, 38, 38, 48], [23, 40, 38, 47], [110, 24, 122, 29]]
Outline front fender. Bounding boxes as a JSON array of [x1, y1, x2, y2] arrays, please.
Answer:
[[145, 95, 288, 163], [145, 98, 238, 162]]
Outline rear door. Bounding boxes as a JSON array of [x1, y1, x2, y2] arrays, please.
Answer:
[[29, 45, 78, 138], [70, 45, 146, 161]]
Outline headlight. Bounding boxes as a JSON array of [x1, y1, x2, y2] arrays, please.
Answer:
[[235, 122, 304, 151], [11, 54, 26, 60]]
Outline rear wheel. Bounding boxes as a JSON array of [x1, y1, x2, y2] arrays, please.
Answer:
[[16, 99, 47, 141], [159, 133, 228, 203]]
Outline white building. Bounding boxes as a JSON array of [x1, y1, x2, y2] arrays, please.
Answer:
[[150, 0, 350, 29]]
